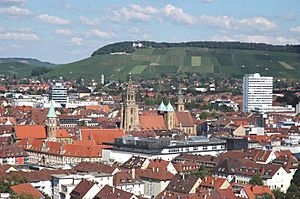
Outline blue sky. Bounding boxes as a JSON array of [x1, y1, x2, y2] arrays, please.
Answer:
[[0, 0, 299, 64]]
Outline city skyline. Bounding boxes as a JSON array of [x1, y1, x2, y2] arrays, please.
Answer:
[[0, 0, 299, 63]]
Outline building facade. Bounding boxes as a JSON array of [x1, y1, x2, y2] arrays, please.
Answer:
[[120, 75, 196, 135], [49, 82, 68, 105], [243, 73, 273, 112]]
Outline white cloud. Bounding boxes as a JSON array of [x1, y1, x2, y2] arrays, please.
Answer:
[[10, 44, 22, 48], [0, 32, 39, 40], [200, 15, 276, 31], [111, 4, 196, 25], [210, 34, 298, 45], [128, 27, 142, 33], [284, 13, 296, 21], [290, 26, 300, 33], [0, 6, 31, 16], [239, 17, 276, 30], [162, 4, 197, 25], [88, 29, 115, 38], [70, 37, 83, 45], [56, 29, 72, 36], [37, 14, 70, 25], [0, 0, 26, 5], [202, 0, 214, 3], [112, 4, 157, 22], [79, 16, 100, 26]]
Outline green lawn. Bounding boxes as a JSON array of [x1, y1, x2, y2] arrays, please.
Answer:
[[191, 56, 201, 66], [130, 65, 148, 74], [278, 61, 294, 70]]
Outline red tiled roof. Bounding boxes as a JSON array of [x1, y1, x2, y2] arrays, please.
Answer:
[[147, 159, 171, 171], [70, 179, 95, 198], [80, 128, 125, 145], [15, 125, 46, 139], [175, 112, 194, 127], [0, 165, 15, 173], [136, 168, 174, 181], [56, 129, 70, 138], [139, 115, 166, 130], [95, 185, 135, 199], [243, 185, 274, 199], [10, 183, 44, 198], [173, 162, 200, 173], [200, 176, 228, 190]]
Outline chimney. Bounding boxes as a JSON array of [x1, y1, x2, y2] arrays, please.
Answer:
[[131, 168, 135, 179]]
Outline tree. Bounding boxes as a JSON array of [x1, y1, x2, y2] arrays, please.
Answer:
[[256, 194, 272, 199], [291, 167, 300, 187], [191, 166, 212, 178], [272, 188, 285, 199], [0, 173, 28, 193], [285, 183, 300, 199], [249, 174, 264, 186]]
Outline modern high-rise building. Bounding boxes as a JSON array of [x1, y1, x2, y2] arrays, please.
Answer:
[[49, 82, 68, 105], [243, 73, 273, 112]]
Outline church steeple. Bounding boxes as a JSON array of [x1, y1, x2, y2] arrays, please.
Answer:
[[46, 101, 58, 141], [120, 73, 140, 132], [176, 87, 185, 112]]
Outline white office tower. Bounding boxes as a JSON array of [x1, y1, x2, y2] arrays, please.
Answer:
[[100, 74, 105, 85], [49, 82, 68, 105], [243, 73, 273, 112], [296, 101, 300, 114]]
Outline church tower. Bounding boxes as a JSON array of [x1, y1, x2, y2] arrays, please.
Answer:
[[120, 74, 140, 132], [176, 87, 185, 112], [46, 101, 58, 141], [165, 101, 176, 130]]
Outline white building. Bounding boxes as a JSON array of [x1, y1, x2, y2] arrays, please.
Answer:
[[102, 136, 227, 164], [49, 82, 68, 105], [52, 173, 113, 199], [243, 73, 273, 112], [296, 101, 300, 114]]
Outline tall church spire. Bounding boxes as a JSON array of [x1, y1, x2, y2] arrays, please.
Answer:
[[46, 101, 58, 141], [120, 73, 140, 132], [47, 100, 57, 118], [176, 86, 185, 112]]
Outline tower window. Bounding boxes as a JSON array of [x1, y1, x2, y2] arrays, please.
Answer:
[[131, 108, 134, 114]]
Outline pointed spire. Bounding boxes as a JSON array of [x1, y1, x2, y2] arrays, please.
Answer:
[[158, 101, 166, 112], [47, 101, 57, 118], [165, 101, 175, 112]]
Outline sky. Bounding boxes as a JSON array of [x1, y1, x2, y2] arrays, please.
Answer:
[[0, 0, 300, 64]]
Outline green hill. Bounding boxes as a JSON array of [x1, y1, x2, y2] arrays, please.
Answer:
[[0, 62, 39, 77], [47, 46, 300, 80], [0, 58, 55, 68]]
